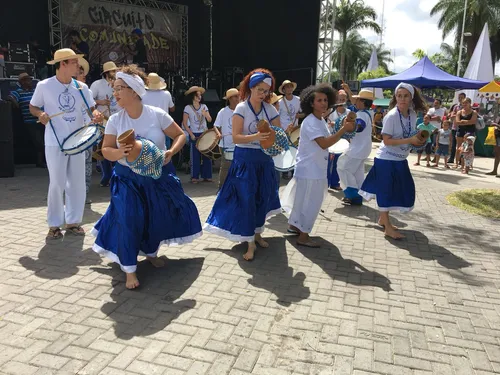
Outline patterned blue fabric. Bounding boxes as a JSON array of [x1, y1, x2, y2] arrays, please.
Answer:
[[261, 126, 290, 156], [127, 137, 165, 179], [10, 88, 37, 123]]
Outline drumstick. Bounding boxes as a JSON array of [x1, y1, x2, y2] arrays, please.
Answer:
[[37, 111, 65, 123]]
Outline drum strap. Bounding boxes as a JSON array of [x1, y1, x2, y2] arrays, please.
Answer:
[[49, 79, 94, 152], [281, 97, 296, 125]]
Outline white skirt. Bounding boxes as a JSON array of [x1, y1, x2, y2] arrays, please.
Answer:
[[281, 177, 328, 233]]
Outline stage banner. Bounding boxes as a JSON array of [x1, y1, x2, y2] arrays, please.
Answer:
[[61, 0, 182, 72]]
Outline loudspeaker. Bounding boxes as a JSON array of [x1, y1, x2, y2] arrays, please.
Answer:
[[203, 89, 220, 102], [0, 100, 15, 177]]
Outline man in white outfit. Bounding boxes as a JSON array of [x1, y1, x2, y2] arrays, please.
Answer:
[[336, 88, 374, 206], [30, 48, 103, 239]]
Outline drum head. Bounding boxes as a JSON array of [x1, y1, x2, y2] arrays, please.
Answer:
[[328, 139, 349, 154], [197, 130, 217, 151], [274, 146, 298, 172], [290, 129, 300, 142], [64, 126, 99, 149]]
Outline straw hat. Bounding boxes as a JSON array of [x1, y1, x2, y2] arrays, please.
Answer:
[[223, 88, 238, 100], [184, 86, 206, 96], [78, 57, 89, 76], [352, 89, 375, 101], [102, 61, 118, 74], [48, 48, 83, 65], [270, 93, 283, 105], [278, 80, 297, 94], [146, 73, 167, 90]]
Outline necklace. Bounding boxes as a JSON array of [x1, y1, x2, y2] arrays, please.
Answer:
[[397, 108, 412, 138]]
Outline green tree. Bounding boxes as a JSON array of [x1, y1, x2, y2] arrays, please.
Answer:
[[412, 48, 427, 60], [331, 31, 371, 80], [357, 66, 390, 81], [430, 0, 500, 62], [332, 0, 381, 80]]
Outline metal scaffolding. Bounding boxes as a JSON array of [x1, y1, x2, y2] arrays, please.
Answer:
[[48, 0, 189, 77], [316, 0, 336, 83]]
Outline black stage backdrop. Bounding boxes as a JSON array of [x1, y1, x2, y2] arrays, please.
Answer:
[[2, 0, 320, 88]]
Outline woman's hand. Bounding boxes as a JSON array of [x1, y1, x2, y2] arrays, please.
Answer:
[[190, 134, 196, 141], [117, 143, 133, 158], [409, 135, 426, 147], [163, 150, 173, 165], [254, 132, 271, 141]]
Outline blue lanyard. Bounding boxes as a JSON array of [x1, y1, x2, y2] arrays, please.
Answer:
[[397, 108, 412, 138], [247, 98, 270, 123]]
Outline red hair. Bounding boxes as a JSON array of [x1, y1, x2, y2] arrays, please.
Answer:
[[239, 68, 276, 103]]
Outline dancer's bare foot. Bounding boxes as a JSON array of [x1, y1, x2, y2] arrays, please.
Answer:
[[254, 234, 269, 248], [147, 256, 165, 268], [125, 273, 140, 289], [384, 226, 405, 240], [243, 241, 256, 261], [378, 220, 399, 230]]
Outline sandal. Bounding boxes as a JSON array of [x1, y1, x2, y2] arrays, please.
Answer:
[[65, 225, 85, 236], [191, 179, 199, 184], [46, 227, 63, 240]]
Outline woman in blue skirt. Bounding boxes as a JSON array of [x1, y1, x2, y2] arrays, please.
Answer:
[[92, 65, 202, 289], [359, 82, 427, 239], [204, 69, 282, 261]]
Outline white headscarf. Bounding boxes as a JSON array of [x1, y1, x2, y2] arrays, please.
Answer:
[[116, 71, 146, 98], [395, 82, 415, 98]]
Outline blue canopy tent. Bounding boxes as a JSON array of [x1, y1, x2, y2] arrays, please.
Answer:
[[360, 56, 489, 90]]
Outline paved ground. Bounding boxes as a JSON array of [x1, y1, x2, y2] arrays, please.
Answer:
[[0, 147, 499, 375]]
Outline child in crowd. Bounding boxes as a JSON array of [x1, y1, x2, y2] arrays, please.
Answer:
[[414, 114, 437, 167], [433, 119, 452, 169], [460, 135, 475, 174]]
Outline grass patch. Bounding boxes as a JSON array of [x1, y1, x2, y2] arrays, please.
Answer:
[[446, 189, 500, 219]]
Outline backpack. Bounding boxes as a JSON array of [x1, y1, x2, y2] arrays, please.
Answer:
[[476, 115, 486, 131]]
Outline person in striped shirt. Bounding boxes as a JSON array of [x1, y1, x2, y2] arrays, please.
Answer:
[[9, 73, 46, 167]]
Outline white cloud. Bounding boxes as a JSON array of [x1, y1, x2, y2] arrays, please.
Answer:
[[347, 0, 499, 76]]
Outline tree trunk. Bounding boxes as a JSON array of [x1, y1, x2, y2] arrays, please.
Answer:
[[339, 32, 347, 81]]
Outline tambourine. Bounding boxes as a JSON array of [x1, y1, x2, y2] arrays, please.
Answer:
[[257, 120, 289, 157], [333, 112, 357, 140]]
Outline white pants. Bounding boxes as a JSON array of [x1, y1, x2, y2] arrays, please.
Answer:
[[281, 177, 327, 233], [337, 154, 366, 190], [45, 146, 86, 227]]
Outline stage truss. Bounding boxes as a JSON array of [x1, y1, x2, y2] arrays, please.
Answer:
[[48, 0, 189, 77], [316, 0, 336, 83]]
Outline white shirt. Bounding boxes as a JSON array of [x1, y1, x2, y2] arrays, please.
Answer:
[[328, 107, 351, 134], [143, 90, 175, 113], [90, 78, 119, 116], [294, 114, 330, 179], [278, 95, 301, 129], [438, 128, 452, 145], [345, 109, 372, 160], [105, 104, 173, 165], [427, 107, 446, 129], [184, 104, 209, 133], [214, 106, 235, 150], [30, 76, 95, 147], [376, 107, 417, 161], [233, 100, 279, 149]]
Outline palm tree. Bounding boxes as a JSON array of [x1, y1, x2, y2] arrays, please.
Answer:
[[373, 44, 393, 72], [430, 0, 500, 61], [436, 42, 463, 74], [412, 49, 426, 60], [332, 0, 381, 80], [331, 31, 370, 80]]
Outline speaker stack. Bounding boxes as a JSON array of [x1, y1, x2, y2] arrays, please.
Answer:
[[5, 43, 34, 78]]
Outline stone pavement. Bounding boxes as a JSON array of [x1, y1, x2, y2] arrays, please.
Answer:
[[0, 149, 499, 375]]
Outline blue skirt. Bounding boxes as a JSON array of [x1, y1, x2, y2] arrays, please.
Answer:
[[327, 153, 340, 188], [204, 147, 281, 242], [92, 163, 202, 273], [359, 158, 415, 212]]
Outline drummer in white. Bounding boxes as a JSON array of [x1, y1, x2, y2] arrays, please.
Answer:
[[214, 88, 239, 189], [30, 48, 103, 239]]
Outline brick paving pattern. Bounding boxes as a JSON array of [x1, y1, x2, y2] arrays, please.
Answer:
[[0, 150, 499, 375]]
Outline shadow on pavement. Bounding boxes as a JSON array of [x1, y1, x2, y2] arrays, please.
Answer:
[[205, 237, 310, 307], [90, 256, 203, 340], [286, 236, 392, 292]]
